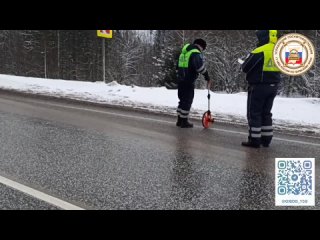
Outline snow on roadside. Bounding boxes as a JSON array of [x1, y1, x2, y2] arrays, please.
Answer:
[[1, 74, 320, 134]]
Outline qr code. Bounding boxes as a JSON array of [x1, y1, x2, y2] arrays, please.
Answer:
[[275, 158, 315, 206], [277, 160, 312, 195]]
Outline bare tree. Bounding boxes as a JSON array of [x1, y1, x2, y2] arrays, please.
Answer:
[[0, 30, 318, 98]]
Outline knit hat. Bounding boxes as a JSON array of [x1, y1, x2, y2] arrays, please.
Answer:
[[193, 38, 207, 50]]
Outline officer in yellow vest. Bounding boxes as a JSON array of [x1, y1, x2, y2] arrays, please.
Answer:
[[241, 30, 281, 148], [176, 39, 211, 128]]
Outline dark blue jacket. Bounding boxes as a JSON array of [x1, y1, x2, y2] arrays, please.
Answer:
[[177, 44, 210, 86], [242, 52, 281, 85], [242, 30, 281, 85]]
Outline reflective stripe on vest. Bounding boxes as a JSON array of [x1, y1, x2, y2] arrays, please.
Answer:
[[178, 44, 201, 68], [251, 43, 280, 72]]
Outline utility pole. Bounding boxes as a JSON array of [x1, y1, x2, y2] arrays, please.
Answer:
[[97, 30, 113, 83], [44, 36, 47, 79], [57, 30, 60, 79], [44, 49, 47, 78], [102, 38, 105, 83]]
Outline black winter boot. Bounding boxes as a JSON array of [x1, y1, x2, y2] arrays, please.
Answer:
[[241, 137, 260, 148], [176, 115, 182, 127], [261, 137, 271, 147], [180, 118, 193, 128], [241, 141, 260, 148]]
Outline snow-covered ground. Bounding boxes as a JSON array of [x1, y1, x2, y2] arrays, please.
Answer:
[[1, 74, 320, 134]]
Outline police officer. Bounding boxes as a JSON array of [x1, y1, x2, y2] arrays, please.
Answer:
[[176, 39, 211, 128], [241, 30, 281, 148]]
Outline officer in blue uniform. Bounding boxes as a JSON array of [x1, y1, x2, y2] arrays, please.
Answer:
[[241, 30, 281, 148], [176, 39, 211, 128]]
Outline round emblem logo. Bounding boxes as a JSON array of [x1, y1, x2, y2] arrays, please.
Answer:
[[273, 33, 315, 76]]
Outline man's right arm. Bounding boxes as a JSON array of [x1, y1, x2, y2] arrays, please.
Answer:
[[191, 53, 210, 81]]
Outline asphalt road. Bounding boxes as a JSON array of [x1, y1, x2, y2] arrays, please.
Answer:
[[0, 92, 319, 210]]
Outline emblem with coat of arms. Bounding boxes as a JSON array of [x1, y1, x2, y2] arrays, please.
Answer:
[[273, 33, 315, 76]]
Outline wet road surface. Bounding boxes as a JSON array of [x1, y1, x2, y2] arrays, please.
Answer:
[[0, 92, 319, 209]]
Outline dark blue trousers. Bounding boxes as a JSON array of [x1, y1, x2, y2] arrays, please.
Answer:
[[247, 84, 278, 145], [177, 83, 195, 119]]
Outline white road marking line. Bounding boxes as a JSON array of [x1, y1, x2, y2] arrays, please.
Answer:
[[0, 175, 84, 210], [22, 101, 320, 147], [272, 137, 320, 147], [209, 128, 320, 146]]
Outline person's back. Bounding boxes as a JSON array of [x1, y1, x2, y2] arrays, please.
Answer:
[[177, 43, 206, 85], [242, 30, 281, 85]]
